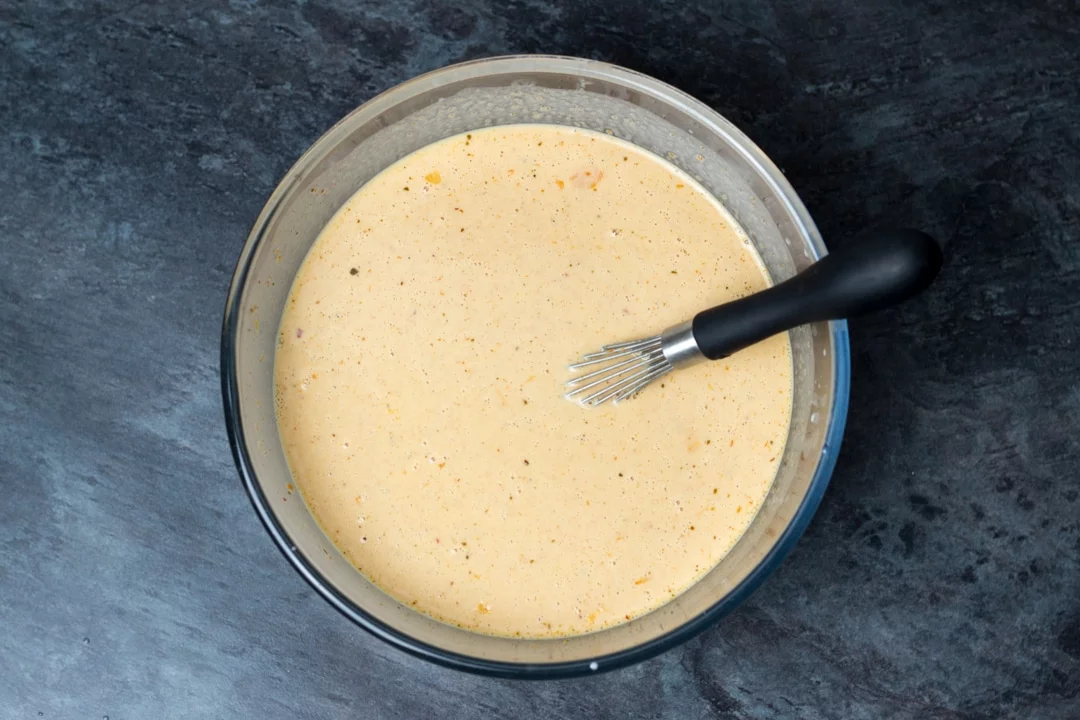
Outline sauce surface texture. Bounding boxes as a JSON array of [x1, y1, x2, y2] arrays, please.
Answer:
[[275, 124, 792, 637]]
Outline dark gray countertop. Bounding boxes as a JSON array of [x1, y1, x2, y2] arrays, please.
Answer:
[[2, 1, 1078, 718]]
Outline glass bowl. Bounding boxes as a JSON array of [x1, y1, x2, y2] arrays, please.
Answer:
[[221, 55, 850, 678]]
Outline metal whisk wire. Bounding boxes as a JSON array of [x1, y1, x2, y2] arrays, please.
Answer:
[[565, 321, 705, 406], [564, 336, 674, 406]]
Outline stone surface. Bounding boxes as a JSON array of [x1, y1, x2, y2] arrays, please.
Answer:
[[1, 1, 1078, 718]]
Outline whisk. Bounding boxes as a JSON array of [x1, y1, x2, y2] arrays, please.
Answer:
[[566, 229, 942, 406]]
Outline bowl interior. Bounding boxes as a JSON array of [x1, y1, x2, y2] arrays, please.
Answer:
[[223, 56, 849, 676]]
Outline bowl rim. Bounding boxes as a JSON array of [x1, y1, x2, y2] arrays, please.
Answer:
[[221, 54, 851, 679]]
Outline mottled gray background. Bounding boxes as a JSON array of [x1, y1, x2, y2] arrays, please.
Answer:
[[1, 0, 1078, 718]]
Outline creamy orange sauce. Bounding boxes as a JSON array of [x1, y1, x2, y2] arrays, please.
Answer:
[[275, 125, 792, 637]]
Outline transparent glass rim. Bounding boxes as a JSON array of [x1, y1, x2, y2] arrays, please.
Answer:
[[221, 54, 851, 678]]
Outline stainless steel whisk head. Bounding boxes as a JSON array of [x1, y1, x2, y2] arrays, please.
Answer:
[[565, 321, 705, 406]]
